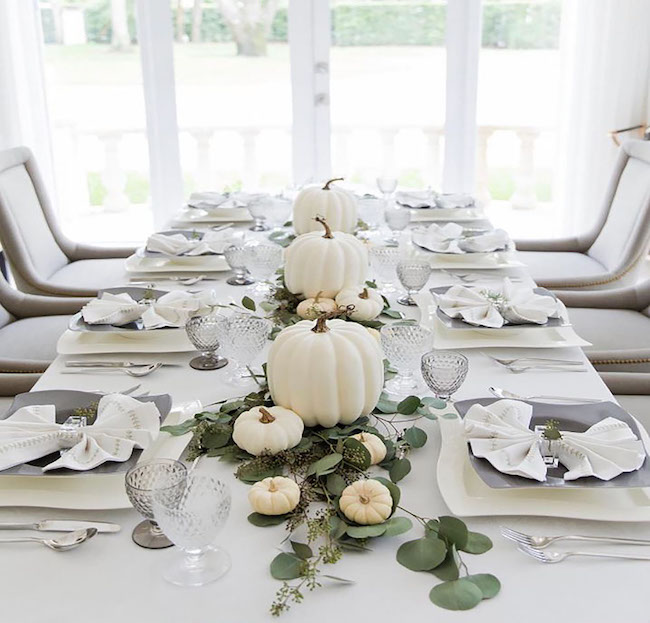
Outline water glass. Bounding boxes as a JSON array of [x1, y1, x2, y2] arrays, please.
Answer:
[[125, 459, 187, 549], [358, 198, 384, 230], [421, 350, 468, 401], [224, 244, 254, 286], [384, 206, 411, 245], [380, 320, 432, 397], [377, 176, 398, 201], [244, 242, 283, 297], [369, 245, 400, 293], [247, 198, 270, 232], [220, 313, 271, 385], [396, 258, 432, 306], [152, 474, 232, 587], [264, 197, 292, 230], [185, 311, 229, 371]]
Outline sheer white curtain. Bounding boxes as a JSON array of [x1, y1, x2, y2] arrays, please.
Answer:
[[0, 0, 54, 194], [555, 0, 650, 234]]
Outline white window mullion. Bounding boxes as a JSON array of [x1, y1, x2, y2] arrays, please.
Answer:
[[288, 0, 331, 185], [135, 0, 184, 227], [443, 0, 482, 193]]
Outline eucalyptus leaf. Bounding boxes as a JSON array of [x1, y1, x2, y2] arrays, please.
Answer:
[[397, 396, 422, 415], [322, 575, 355, 584], [338, 538, 373, 552], [326, 473, 347, 496], [365, 280, 378, 289], [241, 296, 256, 311], [375, 397, 399, 413], [329, 516, 348, 540], [441, 412, 459, 419], [389, 458, 411, 483], [465, 573, 501, 599], [346, 524, 387, 539], [290, 541, 313, 560], [438, 516, 469, 550], [460, 531, 493, 555], [247, 512, 287, 527], [307, 452, 343, 476], [373, 476, 400, 513], [270, 552, 304, 580], [421, 396, 447, 409], [238, 463, 283, 484], [343, 438, 371, 470], [160, 419, 197, 436], [430, 546, 460, 581], [424, 519, 440, 537], [259, 301, 279, 312], [429, 579, 483, 611], [202, 429, 231, 449], [382, 308, 403, 319], [404, 426, 428, 448], [382, 516, 413, 538], [396, 537, 447, 572]]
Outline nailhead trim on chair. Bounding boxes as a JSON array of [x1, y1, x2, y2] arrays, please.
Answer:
[[548, 249, 643, 289], [0, 369, 47, 374], [591, 358, 650, 365]]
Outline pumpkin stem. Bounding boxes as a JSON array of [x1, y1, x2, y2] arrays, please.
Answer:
[[259, 407, 276, 424], [268, 480, 277, 492], [314, 290, 323, 303], [358, 288, 369, 300], [322, 177, 344, 190], [359, 494, 370, 504], [311, 305, 355, 333], [314, 215, 334, 239]]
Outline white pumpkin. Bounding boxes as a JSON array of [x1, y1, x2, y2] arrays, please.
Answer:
[[336, 286, 384, 321], [366, 327, 380, 343], [267, 317, 384, 427], [296, 291, 338, 320], [350, 432, 387, 465], [232, 406, 304, 456], [293, 178, 358, 235], [248, 476, 301, 515], [284, 217, 368, 299], [339, 479, 392, 525]]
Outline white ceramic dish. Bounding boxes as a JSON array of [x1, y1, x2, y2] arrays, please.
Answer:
[[57, 329, 195, 355], [172, 207, 253, 224], [125, 253, 229, 273], [410, 208, 483, 222], [428, 252, 524, 270]]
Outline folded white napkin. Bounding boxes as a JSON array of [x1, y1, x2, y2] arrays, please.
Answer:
[[188, 191, 267, 210], [412, 224, 509, 254], [81, 292, 146, 326], [396, 190, 436, 209], [464, 399, 547, 481], [146, 229, 240, 256], [464, 399, 646, 482], [435, 193, 475, 209], [141, 290, 220, 329], [458, 229, 509, 253], [436, 278, 564, 328], [0, 394, 161, 472]]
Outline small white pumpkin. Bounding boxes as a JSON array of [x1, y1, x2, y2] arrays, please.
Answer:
[[366, 327, 380, 343], [232, 406, 304, 456], [339, 479, 392, 525], [350, 432, 387, 465], [248, 476, 301, 515], [296, 291, 338, 320], [267, 317, 384, 427], [293, 178, 358, 235], [336, 286, 384, 321], [285, 217, 368, 299]]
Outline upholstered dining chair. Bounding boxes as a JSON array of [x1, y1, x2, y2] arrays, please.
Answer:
[[606, 373, 650, 429], [0, 146, 136, 297], [515, 139, 650, 290], [0, 270, 86, 396]]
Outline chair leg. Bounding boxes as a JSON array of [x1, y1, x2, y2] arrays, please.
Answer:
[[0, 252, 7, 280]]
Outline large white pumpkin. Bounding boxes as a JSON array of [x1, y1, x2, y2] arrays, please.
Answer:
[[293, 178, 358, 235], [267, 317, 384, 427], [284, 217, 369, 299]]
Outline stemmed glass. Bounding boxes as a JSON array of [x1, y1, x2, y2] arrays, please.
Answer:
[[224, 244, 254, 286], [421, 350, 468, 402], [247, 198, 269, 232], [380, 320, 432, 398], [244, 242, 283, 297], [377, 176, 398, 204], [369, 245, 400, 293], [185, 310, 229, 370], [152, 474, 232, 587], [384, 206, 411, 246], [358, 198, 384, 231], [219, 313, 271, 385], [264, 197, 292, 231], [396, 258, 432, 306], [125, 459, 187, 549]]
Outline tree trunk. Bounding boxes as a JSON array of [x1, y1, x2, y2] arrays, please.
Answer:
[[217, 0, 279, 57], [234, 24, 268, 56], [175, 0, 185, 43], [191, 0, 203, 43], [50, 0, 63, 44], [110, 0, 130, 51]]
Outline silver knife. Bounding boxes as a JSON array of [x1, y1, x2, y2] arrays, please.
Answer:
[[0, 520, 121, 533]]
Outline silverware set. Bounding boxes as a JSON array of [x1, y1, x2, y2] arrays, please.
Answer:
[[502, 526, 650, 564], [64, 361, 175, 377], [487, 355, 586, 373], [0, 520, 121, 552], [129, 275, 221, 286], [489, 386, 604, 404]]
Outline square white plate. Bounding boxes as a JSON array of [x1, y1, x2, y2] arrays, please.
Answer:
[[57, 329, 195, 355], [428, 252, 524, 270], [125, 253, 229, 273], [172, 207, 253, 224], [437, 414, 650, 521], [411, 208, 484, 222]]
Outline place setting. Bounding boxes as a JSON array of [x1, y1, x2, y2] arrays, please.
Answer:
[[395, 189, 486, 222]]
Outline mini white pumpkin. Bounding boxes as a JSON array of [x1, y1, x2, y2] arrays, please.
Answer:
[[267, 317, 384, 427], [232, 406, 304, 456], [336, 286, 384, 321], [293, 178, 358, 235], [339, 479, 392, 525], [296, 291, 338, 320], [366, 327, 380, 343], [248, 476, 301, 515], [284, 217, 368, 299], [350, 432, 387, 465]]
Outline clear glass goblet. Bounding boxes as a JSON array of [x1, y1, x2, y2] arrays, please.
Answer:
[[377, 176, 398, 203], [247, 198, 269, 232], [396, 258, 431, 306], [152, 474, 232, 587], [264, 197, 292, 230], [220, 313, 271, 385], [125, 459, 187, 549], [380, 320, 432, 398], [384, 206, 411, 245], [358, 198, 384, 231], [224, 244, 254, 286], [369, 245, 400, 293], [421, 350, 468, 402], [244, 242, 283, 297], [185, 311, 229, 371]]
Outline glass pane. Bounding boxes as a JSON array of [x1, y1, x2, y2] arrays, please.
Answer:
[[476, 0, 563, 237], [39, 0, 152, 244], [171, 0, 292, 194], [329, 0, 446, 191]]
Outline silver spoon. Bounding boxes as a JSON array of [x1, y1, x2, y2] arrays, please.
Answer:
[[62, 363, 163, 378], [0, 527, 97, 551], [489, 386, 604, 404]]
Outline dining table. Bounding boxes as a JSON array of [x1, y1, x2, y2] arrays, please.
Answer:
[[1, 217, 648, 623]]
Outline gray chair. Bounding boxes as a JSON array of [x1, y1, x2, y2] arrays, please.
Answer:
[[0, 146, 136, 297], [515, 140, 650, 290], [605, 373, 650, 430], [0, 271, 86, 396]]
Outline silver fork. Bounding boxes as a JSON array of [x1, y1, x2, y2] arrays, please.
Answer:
[[517, 543, 650, 564], [488, 355, 583, 367], [502, 526, 650, 549], [507, 364, 587, 374]]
